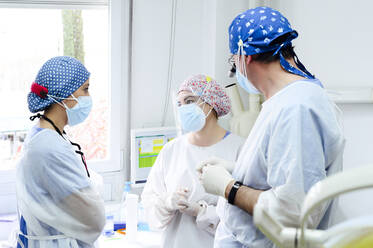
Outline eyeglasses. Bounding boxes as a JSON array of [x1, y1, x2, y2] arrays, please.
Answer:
[[228, 55, 236, 67], [228, 55, 236, 78]]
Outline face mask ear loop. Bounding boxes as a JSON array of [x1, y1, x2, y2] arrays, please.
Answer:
[[48, 95, 68, 110], [197, 100, 213, 118], [70, 94, 79, 102], [196, 99, 207, 115], [205, 106, 213, 118], [201, 101, 207, 112], [70, 94, 80, 108], [238, 43, 248, 78], [47, 94, 79, 110]]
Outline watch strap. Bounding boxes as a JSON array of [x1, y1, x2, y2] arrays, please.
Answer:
[[228, 181, 243, 205]]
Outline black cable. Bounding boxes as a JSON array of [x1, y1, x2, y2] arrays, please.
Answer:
[[295, 228, 298, 248], [30, 114, 90, 177]]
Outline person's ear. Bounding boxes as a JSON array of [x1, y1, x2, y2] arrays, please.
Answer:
[[245, 55, 252, 66]]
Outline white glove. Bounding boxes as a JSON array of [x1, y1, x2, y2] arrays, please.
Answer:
[[180, 201, 205, 217], [199, 165, 234, 197], [164, 189, 189, 212], [197, 156, 235, 174], [177, 189, 205, 217]]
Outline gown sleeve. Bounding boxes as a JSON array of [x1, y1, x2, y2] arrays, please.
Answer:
[[256, 104, 336, 228], [141, 149, 176, 230]]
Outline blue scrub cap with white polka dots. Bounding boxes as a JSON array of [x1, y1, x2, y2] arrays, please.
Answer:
[[229, 6, 316, 80], [28, 56, 90, 113]]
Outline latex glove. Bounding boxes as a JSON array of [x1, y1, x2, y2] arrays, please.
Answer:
[[177, 189, 205, 217], [164, 189, 189, 212], [196, 156, 235, 174], [180, 201, 204, 217], [200, 165, 234, 197]]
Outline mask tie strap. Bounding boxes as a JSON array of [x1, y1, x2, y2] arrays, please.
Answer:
[[237, 39, 247, 78]]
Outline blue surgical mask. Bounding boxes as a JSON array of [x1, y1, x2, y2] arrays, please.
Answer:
[[236, 70, 261, 94], [178, 103, 207, 132], [63, 95, 93, 126]]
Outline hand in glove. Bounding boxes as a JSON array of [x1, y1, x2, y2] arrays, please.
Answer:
[[164, 189, 189, 212], [196, 156, 235, 174], [199, 165, 234, 197], [177, 189, 205, 217]]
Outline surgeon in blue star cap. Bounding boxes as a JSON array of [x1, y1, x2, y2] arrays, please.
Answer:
[[197, 6, 345, 247]]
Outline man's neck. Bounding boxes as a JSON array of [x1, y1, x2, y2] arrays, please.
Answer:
[[255, 59, 307, 99]]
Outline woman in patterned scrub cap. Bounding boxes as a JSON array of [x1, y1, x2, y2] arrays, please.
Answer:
[[16, 56, 105, 248], [141, 74, 245, 248]]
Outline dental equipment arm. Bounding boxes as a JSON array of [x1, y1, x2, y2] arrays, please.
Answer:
[[225, 84, 260, 138], [254, 165, 373, 248]]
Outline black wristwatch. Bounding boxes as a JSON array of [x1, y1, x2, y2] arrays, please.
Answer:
[[228, 181, 243, 205]]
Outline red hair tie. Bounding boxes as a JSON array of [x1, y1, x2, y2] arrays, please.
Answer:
[[31, 82, 48, 99]]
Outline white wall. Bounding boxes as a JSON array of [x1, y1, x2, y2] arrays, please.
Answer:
[[272, 0, 373, 88], [130, 0, 255, 130], [271, 0, 373, 221], [131, 0, 215, 129], [338, 104, 373, 219]]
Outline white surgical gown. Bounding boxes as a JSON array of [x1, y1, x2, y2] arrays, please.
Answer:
[[215, 79, 345, 248], [16, 126, 105, 248], [141, 133, 244, 248]]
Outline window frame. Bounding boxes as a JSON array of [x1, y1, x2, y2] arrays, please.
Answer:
[[0, 0, 108, 9], [0, 0, 129, 174]]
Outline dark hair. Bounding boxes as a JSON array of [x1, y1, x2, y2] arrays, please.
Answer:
[[212, 109, 218, 119], [251, 33, 296, 63]]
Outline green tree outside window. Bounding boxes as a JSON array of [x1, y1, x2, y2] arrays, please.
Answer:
[[62, 10, 85, 64]]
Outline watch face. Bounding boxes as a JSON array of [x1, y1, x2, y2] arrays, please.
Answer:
[[234, 181, 242, 188]]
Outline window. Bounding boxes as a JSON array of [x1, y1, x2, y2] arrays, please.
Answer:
[[0, 0, 127, 173]]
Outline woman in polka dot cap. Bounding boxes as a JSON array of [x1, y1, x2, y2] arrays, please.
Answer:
[[141, 74, 245, 248], [16, 56, 105, 247], [28, 56, 91, 114]]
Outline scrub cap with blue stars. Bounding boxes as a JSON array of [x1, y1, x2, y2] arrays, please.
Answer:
[[229, 6, 315, 80], [28, 56, 90, 113]]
